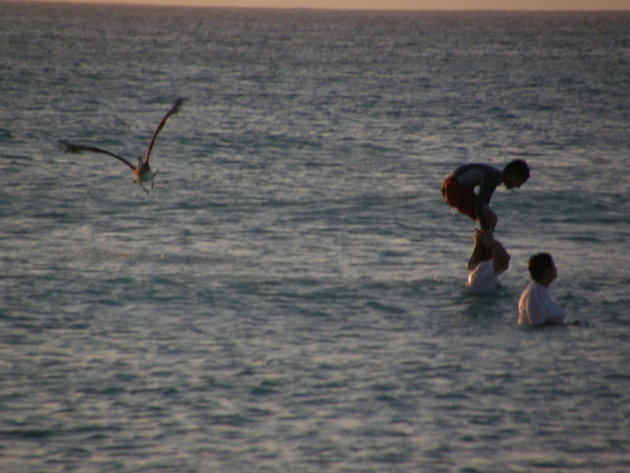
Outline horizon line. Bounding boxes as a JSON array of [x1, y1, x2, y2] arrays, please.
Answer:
[[8, 0, 630, 12]]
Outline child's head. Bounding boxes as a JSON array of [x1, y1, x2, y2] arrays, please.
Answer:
[[528, 253, 556, 283], [502, 159, 530, 189]]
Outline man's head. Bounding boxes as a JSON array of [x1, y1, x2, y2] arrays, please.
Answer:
[[502, 159, 530, 189], [528, 253, 557, 285]]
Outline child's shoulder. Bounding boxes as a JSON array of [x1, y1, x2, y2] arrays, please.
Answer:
[[456, 163, 498, 174]]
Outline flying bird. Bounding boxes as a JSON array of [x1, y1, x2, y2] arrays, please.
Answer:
[[59, 98, 185, 194]]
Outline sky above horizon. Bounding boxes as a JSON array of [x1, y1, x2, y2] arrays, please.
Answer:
[[23, 0, 630, 11]]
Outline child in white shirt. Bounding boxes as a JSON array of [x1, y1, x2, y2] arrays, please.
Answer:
[[518, 253, 566, 326]]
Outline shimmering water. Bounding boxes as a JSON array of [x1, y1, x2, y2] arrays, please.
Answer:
[[1, 3, 629, 472]]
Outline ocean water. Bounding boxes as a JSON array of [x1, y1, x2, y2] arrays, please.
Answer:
[[1, 3, 629, 472]]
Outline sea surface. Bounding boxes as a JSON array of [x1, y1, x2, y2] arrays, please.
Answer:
[[1, 3, 629, 472]]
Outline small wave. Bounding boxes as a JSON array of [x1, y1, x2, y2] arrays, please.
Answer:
[[0, 128, 15, 141]]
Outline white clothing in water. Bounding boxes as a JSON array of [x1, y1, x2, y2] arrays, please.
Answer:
[[517, 281, 565, 326], [467, 260, 502, 293]]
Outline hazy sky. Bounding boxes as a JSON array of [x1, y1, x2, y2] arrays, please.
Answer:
[[29, 0, 630, 11]]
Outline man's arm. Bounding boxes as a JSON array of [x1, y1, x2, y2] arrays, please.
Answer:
[[467, 231, 486, 271], [490, 240, 510, 274]]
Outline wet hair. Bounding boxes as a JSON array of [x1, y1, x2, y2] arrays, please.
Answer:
[[503, 159, 530, 180], [528, 253, 553, 282]]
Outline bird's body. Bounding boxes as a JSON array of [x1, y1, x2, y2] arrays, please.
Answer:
[[132, 157, 157, 191], [59, 98, 184, 194]]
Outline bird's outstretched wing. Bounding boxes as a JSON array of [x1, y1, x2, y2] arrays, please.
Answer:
[[58, 140, 135, 170], [144, 98, 185, 164]]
